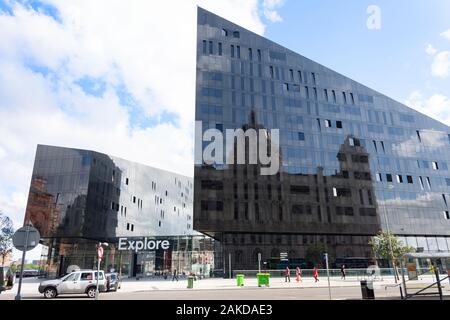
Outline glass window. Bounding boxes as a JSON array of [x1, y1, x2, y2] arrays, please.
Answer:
[[426, 237, 439, 251], [437, 237, 448, 251], [407, 175, 413, 184], [336, 121, 343, 129], [202, 40, 207, 54], [81, 272, 93, 281], [64, 273, 80, 282], [416, 237, 428, 251], [298, 132, 305, 141], [396, 175, 403, 183], [218, 42, 222, 56], [386, 174, 393, 182], [208, 41, 213, 54]]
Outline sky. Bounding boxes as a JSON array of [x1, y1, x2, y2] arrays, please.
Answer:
[[0, 0, 449, 261]]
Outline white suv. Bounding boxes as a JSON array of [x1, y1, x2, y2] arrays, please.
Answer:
[[38, 270, 106, 299]]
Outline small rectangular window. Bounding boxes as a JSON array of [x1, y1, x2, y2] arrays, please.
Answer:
[[336, 121, 343, 129], [325, 119, 332, 128], [396, 175, 403, 183], [222, 29, 228, 36], [416, 130, 421, 143], [208, 41, 213, 54], [236, 45, 241, 58], [233, 31, 240, 38], [248, 48, 252, 60], [257, 49, 262, 62], [218, 42, 222, 56], [202, 40, 207, 54], [444, 211, 450, 220], [133, 196, 136, 203], [350, 93, 355, 105], [125, 178, 129, 185], [419, 176, 425, 190], [312, 72, 316, 84], [231, 45, 235, 58], [432, 161, 439, 170], [131, 224, 134, 232], [283, 83, 289, 91], [407, 175, 413, 184], [126, 223, 130, 230], [426, 177, 432, 189], [332, 90, 337, 103], [386, 174, 393, 182], [298, 71, 303, 83], [324, 89, 329, 102], [376, 173, 382, 182], [298, 132, 305, 141], [342, 92, 347, 104], [270, 66, 274, 79]]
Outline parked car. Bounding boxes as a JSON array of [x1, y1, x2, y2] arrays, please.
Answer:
[[38, 270, 106, 299], [0, 267, 16, 294], [105, 273, 122, 292]]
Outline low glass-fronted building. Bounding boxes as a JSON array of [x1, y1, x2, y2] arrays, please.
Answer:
[[194, 8, 450, 270], [24, 145, 216, 277]]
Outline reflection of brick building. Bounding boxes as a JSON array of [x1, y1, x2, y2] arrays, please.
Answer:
[[24, 177, 60, 238]]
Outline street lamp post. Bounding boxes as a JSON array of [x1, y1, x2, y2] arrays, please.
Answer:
[[381, 186, 398, 284], [95, 242, 108, 300]]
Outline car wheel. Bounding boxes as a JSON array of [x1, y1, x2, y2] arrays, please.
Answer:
[[44, 288, 57, 299], [86, 287, 96, 298]]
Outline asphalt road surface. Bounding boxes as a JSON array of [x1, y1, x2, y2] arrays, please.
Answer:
[[3, 286, 444, 300]]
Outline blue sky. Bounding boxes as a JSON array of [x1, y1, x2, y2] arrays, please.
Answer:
[[265, 0, 450, 105], [1, 0, 450, 261]]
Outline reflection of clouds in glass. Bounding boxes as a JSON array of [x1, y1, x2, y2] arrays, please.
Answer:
[[382, 192, 441, 208], [392, 130, 447, 157]]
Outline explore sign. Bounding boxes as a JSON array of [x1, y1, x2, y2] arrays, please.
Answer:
[[118, 237, 171, 252]]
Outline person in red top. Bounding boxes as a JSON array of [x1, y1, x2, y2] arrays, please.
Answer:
[[285, 266, 291, 282], [313, 266, 319, 282], [296, 267, 302, 283]]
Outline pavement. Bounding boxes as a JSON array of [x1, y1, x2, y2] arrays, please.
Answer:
[[1, 274, 449, 300]]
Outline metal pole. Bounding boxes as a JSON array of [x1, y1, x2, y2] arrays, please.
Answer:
[[382, 196, 398, 284], [15, 223, 30, 300], [95, 243, 100, 300], [432, 260, 443, 301], [258, 253, 261, 273], [228, 253, 232, 279], [324, 253, 332, 300]]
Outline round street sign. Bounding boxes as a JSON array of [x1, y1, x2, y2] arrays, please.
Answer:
[[12, 226, 40, 251], [97, 246, 104, 259]]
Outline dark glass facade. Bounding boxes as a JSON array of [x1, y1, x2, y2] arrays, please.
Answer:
[[194, 8, 450, 270], [24, 145, 211, 277]]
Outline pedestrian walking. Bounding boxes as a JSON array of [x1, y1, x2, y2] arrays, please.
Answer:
[[172, 268, 179, 281], [340, 264, 346, 280], [285, 266, 291, 282], [296, 267, 302, 283], [313, 266, 319, 282]]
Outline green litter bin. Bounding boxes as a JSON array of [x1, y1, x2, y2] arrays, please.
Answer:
[[257, 273, 270, 287], [187, 276, 194, 289], [236, 274, 245, 287]]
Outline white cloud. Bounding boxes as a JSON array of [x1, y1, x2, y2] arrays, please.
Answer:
[[262, 0, 284, 22], [431, 51, 450, 78], [425, 43, 437, 56], [0, 0, 286, 230], [405, 90, 450, 126], [441, 29, 450, 41]]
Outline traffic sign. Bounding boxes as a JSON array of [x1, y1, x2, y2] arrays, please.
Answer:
[[12, 226, 40, 251], [97, 246, 104, 259]]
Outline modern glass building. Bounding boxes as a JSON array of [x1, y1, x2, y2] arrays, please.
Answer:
[[194, 8, 450, 270], [24, 145, 215, 278]]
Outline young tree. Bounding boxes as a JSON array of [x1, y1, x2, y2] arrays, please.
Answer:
[[369, 231, 415, 262], [0, 211, 15, 266], [369, 231, 415, 279]]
